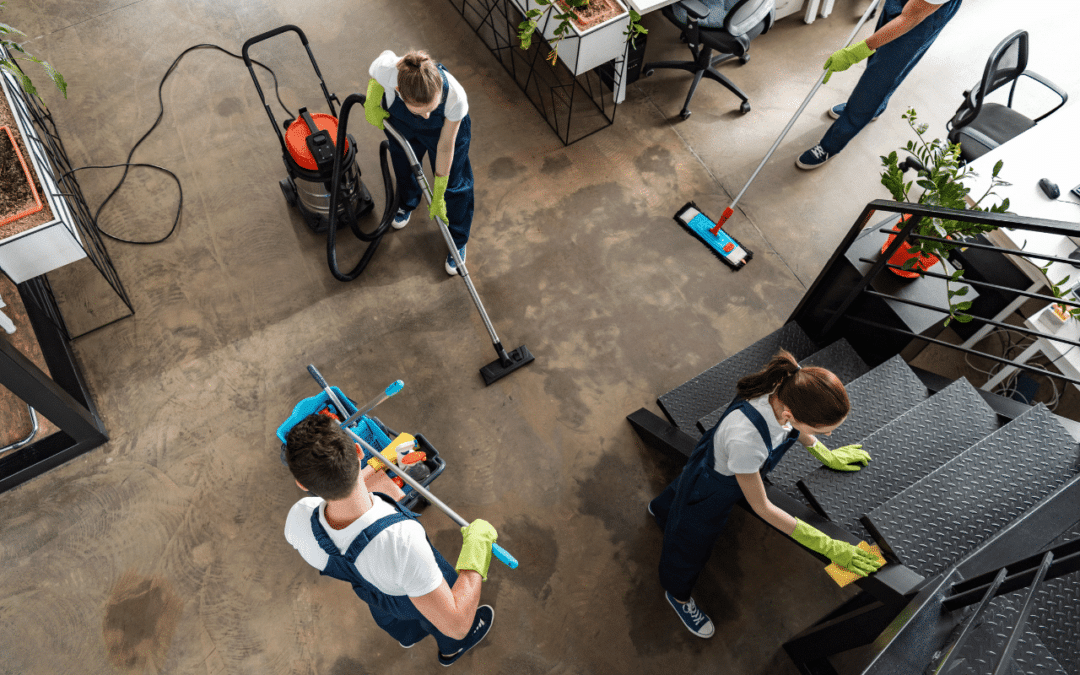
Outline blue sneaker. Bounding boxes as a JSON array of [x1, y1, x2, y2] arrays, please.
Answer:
[[829, 103, 880, 121], [438, 604, 493, 666], [445, 244, 467, 276], [796, 144, 832, 170], [392, 209, 412, 230], [400, 636, 423, 649], [665, 592, 714, 638]]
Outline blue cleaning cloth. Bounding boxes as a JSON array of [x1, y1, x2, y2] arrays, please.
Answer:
[[687, 213, 739, 254]]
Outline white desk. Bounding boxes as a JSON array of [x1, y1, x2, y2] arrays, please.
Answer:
[[960, 105, 1080, 390]]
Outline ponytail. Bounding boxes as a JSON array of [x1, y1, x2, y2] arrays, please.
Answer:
[[736, 349, 849, 427], [396, 50, 441, 105]]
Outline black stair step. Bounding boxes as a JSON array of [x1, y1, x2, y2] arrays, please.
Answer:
[[657, 322, 816, 435], [948, 593, 1069, 675], [1028, 519, 1080, 675], [695, 337, 868, 434], [766, 355, 929, 501], [864, 404, 1080, 579], [797, 378, 999, 536]]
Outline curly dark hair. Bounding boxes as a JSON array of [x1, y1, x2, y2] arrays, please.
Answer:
[[284, 413, 359, 500]]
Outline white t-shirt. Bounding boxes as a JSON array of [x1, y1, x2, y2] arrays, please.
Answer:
[[285, 496, 444, 598], [711, 395, 794, 476], [369, 50, 468, 121]]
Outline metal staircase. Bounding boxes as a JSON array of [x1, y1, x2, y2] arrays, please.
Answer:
[[627, 321, 1080, 675]]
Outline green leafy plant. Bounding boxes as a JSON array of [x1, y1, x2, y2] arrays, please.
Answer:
[[1039, 262, 1080, 324], [879, 108, 1010, 326], [0, 2, 66, 101], [517, 0, 646, 66]]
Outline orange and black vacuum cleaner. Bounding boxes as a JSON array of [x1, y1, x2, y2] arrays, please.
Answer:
[[243, 25, 395, 282]]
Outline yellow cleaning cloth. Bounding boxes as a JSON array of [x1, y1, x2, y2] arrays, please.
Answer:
[[824, 541, 886, 587]]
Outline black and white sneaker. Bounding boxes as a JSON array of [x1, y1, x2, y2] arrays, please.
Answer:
[[666, 592, 714, 638], [796, 144, 832, 170], [392, 209, 412, 230], [438, 604, 494, 666]]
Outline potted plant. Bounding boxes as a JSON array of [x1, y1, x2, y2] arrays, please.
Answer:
[[879, 108, 1010, 326], [514, 0, 646, 75]]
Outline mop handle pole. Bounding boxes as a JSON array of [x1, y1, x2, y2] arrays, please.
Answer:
[[728, 0, 886, 211], [342, 380, 404, 428], [306, 366, 519, 569]]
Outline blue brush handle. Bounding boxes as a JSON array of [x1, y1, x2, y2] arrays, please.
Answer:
[[385, 380, 404, 396], [493, 543, 519, 569]]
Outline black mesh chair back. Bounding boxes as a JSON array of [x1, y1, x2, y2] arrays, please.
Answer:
[[946, 29, 1067, 163], [950, 30, 1028, 130]]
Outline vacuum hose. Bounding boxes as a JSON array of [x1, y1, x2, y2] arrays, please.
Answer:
[[325, 93, 398, 282]]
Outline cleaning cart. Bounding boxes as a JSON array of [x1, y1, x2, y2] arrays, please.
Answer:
[[277, 385, 445, 511]]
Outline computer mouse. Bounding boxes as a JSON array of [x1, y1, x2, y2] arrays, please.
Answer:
[[1038, 178, 1060, 200]]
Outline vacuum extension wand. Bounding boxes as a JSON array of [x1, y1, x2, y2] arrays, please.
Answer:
[[709, 0, 885, 234], [334, 92, 534, 386], [307, 365, 519, 569]]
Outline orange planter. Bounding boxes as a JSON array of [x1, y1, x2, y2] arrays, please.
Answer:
[[0, 125, 44, 228], [881, 215, 940, 278]]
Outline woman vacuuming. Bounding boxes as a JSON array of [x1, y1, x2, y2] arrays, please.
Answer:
[[649, 350, 884, 637], [364, 49, 474, 276]]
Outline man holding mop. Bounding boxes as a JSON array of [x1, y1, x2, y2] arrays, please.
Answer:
[[283, 413, 496, 666], [796, 0, 962, 169]]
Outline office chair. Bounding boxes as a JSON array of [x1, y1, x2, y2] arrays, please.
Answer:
[[947, 30, 1067, 163], [642, 0, 775, 120]]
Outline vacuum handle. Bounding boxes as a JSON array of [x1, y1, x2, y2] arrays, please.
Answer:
[[241, 24, 309, 67]]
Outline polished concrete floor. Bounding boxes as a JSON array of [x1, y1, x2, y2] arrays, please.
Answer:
[[1, 1, 1077, 673]]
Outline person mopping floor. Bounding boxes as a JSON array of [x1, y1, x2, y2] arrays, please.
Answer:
[[283, 413, 497, 666], [796, 0, 962, 170], [365, 49, 475, 275], [649, 351, 883, 637]]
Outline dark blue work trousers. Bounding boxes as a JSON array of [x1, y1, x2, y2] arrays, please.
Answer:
[[820, 0, 963, 155]]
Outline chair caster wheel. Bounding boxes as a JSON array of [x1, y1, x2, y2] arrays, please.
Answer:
[[740, 54, 750, 64], [740, 102, 751, 114], [644, 68, 655, 78], [680, 109, 692, 120]]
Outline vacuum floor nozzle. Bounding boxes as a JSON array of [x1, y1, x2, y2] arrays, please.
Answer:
[[480, 345, 535, 386]]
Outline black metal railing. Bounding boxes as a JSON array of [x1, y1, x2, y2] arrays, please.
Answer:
[[792, 199, 1080, 393]]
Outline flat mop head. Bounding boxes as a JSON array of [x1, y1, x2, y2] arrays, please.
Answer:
[[480, 345, 535, 386], [673, 201, 752, 271]]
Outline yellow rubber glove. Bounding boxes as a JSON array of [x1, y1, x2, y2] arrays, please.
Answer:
[[429, 175, 449, 224], [364, 79, 390, 130], [805, 440, 870, 472], [792, 519, 883, 577], [456, 519, 497, 581], [823, 40, 875, 84]]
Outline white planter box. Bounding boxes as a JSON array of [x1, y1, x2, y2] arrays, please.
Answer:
[[0, 68, 85, 284], [512, 0, 630, 76]]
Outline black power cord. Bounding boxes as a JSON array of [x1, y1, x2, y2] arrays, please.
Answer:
[[62, 44, 293, 245]]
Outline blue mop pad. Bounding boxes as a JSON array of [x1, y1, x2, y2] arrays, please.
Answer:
[[673, 201, 752, 270]]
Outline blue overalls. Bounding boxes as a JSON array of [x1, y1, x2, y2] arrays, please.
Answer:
[[309, 493, 467, 654], [820, 0, 963, 156], [384, 65, 474, 250], [650, 399, 799, 601]]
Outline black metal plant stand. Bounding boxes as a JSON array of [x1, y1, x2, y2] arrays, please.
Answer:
[[447, 0, 623, 146]]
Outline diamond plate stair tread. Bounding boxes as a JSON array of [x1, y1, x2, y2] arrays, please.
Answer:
[[766, 355, 929, 499], [1028, 518, 1080, 674], [866, 404, 1080, 579], [952, 593, 1068, 675], [799, 378, 999, 535], [657, 322, 816, 435], [694, 337, 867, 435]]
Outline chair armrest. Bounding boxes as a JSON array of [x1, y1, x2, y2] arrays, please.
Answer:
[[1020, 70, 1069, 122], [677, 0, 710, 19]]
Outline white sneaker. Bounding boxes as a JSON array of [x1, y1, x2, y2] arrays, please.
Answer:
[[445, 245, 467, 276], [666, 592, 715, 638], [392, 209, 412, 230]]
